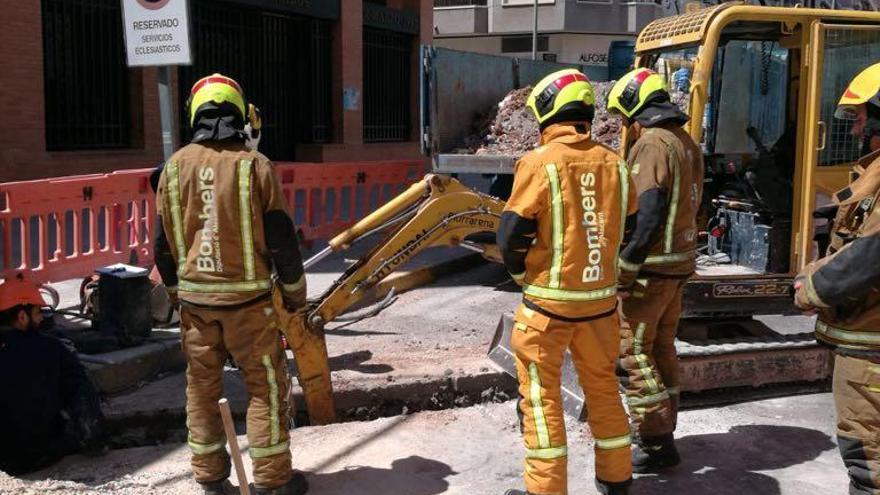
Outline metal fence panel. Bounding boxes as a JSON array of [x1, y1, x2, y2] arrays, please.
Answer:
[[364, 27, 414, 142], [42, 0, 131, 151]]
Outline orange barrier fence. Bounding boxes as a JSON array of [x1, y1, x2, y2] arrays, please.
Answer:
[[0, 160, 427, 284]]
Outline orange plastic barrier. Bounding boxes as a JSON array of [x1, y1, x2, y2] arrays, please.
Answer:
[[0, 160, 427, 284], [275, 160, 426, 243], [0, 169, 154, 285]]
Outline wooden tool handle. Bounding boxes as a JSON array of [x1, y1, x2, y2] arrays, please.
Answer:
[[219, 398, 252, 495]]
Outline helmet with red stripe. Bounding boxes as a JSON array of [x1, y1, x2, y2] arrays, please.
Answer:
[[527, 69, 596, 130], [606, 68, 670, 120], [186, 73, 247, 128]]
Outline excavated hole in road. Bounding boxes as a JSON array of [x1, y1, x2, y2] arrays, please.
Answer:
[[104, 382, 518, 450]]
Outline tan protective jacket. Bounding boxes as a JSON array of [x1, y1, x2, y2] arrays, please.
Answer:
[[619, 125, 704, 280], [156, 142, 290, 306], [798, 151, 880, 351], [499, 124, 638, 319]]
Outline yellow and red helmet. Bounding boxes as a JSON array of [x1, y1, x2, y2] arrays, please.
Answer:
[[835, 62, 880, 120], [188, 73, 247, 127], [0, 273, 46, 312], [607, 68, 670, 119], [527, 69, 595, 128]]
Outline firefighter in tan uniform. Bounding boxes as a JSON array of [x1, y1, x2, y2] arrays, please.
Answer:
[[498, 69, 638, 495], [794, 63, 880, 495], [154, 74, 308, 495], [606, 69, 703, 472]]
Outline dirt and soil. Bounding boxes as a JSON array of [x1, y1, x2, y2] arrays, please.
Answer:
[[464, 81, 690, 156]]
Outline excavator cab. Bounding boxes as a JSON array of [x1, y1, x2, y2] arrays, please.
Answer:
[[628, 3, 880, 317]]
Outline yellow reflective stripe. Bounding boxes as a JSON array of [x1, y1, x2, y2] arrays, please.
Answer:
[[869, 366, 880, 375], [178, 279, 271, 293], [261, 354, 280, 446], [667, 386, 681, 395], [816, 320, 880, 346], [805, 275, 823, 307], [663, 142, 680, 254], [515, 322, 528, 332], [250, 440, 290, 459], [633, 322, 647, 355], [643, 250, 695, 265], [633, 322, 659, 394], [238, 160, 256, 281], [868, 385, 880, 394], [187, 434, 226, 455], [595, 433, 632, 450], [523, 284, 617, 302], [619, 257, 641, 273], [281, 274, 306, 293], [626, 390, 670, 407], [617, 160, 630, 275], [166, 161, 187, 275], [510, 271, 526, 282], [526, 445, 568, 459], [528, 363, 551, 449], [544, 163, 564, 289]]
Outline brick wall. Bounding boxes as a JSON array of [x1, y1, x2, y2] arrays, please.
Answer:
[[0, 1, 430, 182]]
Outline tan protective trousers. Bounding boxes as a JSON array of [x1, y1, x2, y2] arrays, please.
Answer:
[[834, 353, 880, 495], [180, 298, 293, 488], [619, 278, 685, 438], [512, 304, 632, 495]]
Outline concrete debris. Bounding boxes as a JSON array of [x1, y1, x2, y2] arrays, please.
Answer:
[[463, 81, 690, 156]]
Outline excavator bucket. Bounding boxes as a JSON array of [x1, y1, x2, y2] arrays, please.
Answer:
[[488, 313, 586, 420], [274, 292, 337, 425]]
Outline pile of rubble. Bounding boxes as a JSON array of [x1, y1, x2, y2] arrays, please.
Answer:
[[464, 81, 689, 156]]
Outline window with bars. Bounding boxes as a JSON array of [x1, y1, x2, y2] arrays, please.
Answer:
[[179, 0, 333, 160], [819, 28, 880, 166], [363, 27, 413, 143], [42, 0, 132, 151]]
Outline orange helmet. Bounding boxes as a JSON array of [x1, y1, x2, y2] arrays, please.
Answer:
[[0, 273, 46, 312]]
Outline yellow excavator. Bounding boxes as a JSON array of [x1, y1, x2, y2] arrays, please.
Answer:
[[281, 3, 880, 424]]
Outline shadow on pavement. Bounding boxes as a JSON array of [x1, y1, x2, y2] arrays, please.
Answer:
[[307, 455, 456, 495], [329, 350, 394, 374], [634, 425, 836, 495]]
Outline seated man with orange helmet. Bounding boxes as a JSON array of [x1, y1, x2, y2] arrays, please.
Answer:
[[0, 274, 105, 475], [498, 69, 638, 495]]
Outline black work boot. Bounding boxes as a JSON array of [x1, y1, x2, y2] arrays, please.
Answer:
[[632, 433, 681, 473], [199, 479, 234, 495], [595, 478, 631, 495], [254, 472, 309, 495]]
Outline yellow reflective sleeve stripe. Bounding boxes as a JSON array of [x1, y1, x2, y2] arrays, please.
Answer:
[[523, 284, 617, 301], [805, 275, 824, 308], [816, 320, 880, 346], [617, 160, 630, 275], [238, 160, 256, 282], [595, 433, 632, 450], [166, 161, 187, 275], [178, 279, 271, 293], [261, 354, 281, 446], [281, 274, 306, 293], [187, 434, 226, 455], [643, 250, 695, 265], [544, 163, 564, 289], [626, 390, 670, 407], [250, 440, 290, 459], [868, 384, 880, 394], [526, 445, 568, 459], [528, 363, 551, 449], [618, 257, 641, 273], [663, 142, 680, 254]]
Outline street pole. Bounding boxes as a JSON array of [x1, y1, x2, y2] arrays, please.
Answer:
[[157, 65, 175, 161], [532, 0, 539, 60]]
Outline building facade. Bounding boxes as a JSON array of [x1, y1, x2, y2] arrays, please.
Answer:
[[1, 0, 432, 182], [433, 0, 669, 80]]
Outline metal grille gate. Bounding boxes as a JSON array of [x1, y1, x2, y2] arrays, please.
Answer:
[[179, 0, 332, 160], [364, 27, 413, 142], [42, 0, 131, 151]]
